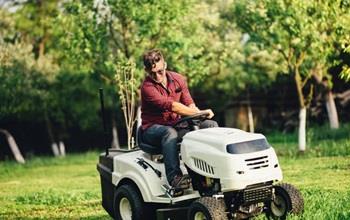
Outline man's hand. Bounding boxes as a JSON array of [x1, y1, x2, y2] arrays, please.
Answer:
[[201, 109, 214, 119], [189, 104, 214, 119]]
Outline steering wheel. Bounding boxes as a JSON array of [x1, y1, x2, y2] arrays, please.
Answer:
[[173, 112, 210, 130]]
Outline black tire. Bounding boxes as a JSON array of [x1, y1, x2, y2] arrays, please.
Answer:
[[114, 184, 150, 220], [266, 183, 304, 220], [188, 197, 228, 220]]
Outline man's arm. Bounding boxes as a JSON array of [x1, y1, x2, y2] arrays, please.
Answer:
[[172, 102, 199, 116], [142, 81, 214, 118], [188, 103, 200, 111], [172, 102, 214, 118], [179, 75, 195, 106]]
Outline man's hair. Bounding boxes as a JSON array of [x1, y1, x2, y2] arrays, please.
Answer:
[[143, 49, 164, 71]]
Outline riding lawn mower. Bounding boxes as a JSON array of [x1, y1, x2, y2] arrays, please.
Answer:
[[97, 110, 304, 220]]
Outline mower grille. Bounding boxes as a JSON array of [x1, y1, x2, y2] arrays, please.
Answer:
[[193, 158, 215, 175], [242, 185, 272, 204], [245, 156, 269, 170]]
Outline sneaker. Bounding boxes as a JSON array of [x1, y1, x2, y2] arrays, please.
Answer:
[[171, 174, 191, 190]]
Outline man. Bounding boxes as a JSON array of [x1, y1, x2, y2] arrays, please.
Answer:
[[141, 49, 218, 189]]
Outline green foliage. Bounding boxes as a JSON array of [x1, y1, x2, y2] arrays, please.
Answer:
[[56, 1, 110, 75], [52, 0, 230, 140], [114, 62, 139, 107], [0, 42, 55, 119], [193, 1, 245, 96], [12, 0, 62, 58], [0, 8, 16, 42], [340, 36, 350, 81], [114, 61, 139, 149], [0, 4, 104, 141], [51, 72, 102, 130], [59, 0, 215, 86], [340, 64, 350, 81], [233, 0, 350, 106], [194, 1, 286, 112], [1, 0, 350, 150]]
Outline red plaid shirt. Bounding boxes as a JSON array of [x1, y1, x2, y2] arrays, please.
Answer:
[[141, 71, 194, 130]]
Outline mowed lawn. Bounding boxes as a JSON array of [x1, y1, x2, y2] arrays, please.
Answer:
[[0, 152, 109, 219], [0, 126, 350, 219]]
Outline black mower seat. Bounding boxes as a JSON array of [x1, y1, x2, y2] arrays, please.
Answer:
[[137, 127, 162, 155]]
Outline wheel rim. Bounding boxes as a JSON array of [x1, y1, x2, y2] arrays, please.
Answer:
[[119, 197, 132, 220], [271, 195, 287, 217], [194, 211, 207, 220]]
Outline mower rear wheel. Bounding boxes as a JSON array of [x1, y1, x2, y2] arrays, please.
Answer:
[[188, 197, 228, 220], [114, 184, 149, 220], [266, 183, 304, 220]]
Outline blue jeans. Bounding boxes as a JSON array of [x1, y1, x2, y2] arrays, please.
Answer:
[[142, 120, 218, 184]]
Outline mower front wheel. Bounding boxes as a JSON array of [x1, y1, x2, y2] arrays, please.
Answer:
[[188, 197, 228, 220], [114, 184, 150, 220], [266, 183, 304, 220]]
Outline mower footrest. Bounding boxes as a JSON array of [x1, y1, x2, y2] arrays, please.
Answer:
[[162, 184, 184, 197]]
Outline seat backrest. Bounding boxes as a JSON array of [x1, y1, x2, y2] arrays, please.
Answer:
[[136, 125, 162, 155], [136, 107, 162, 155]]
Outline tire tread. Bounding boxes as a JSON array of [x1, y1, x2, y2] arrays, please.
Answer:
[[190, 197, 228, 220], [276, 183, 304, 215], [114, 184, 146, 220]]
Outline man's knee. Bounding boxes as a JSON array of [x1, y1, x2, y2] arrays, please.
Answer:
[[162, 126, 178, 140], [200, 120, 218, 129]]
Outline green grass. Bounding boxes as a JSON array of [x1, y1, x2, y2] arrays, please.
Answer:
[[267, 123, 350, 157], [0, 125, 350, 219], [0, 152, 109, 219]]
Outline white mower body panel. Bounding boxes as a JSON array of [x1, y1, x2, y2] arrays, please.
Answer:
[[111, 150, 200, 204], [181, 127, 283, 192]]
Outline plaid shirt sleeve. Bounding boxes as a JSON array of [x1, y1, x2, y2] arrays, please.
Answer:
[[179, 76, 194, 106]]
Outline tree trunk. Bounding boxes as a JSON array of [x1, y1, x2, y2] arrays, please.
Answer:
[[294, 67, 307, 152], [325, 91, 339, 129], [127, 129, 132, 150], [45, 111, 59, 157], [247, 103, 254, 133], [59, 141, 66, 157], [51, 143, 60, 157], [38, 38, 46, 59], [335, 89, 350, 106], [136, 106, 142, 129], [0, 129, 25, 164], [111, 118, 120, 149], [298, 107, 306, 152], [312, 71, 340, 130]]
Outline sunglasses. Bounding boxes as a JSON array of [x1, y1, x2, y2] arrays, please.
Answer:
[[151, 69, 166, 75], [150, 62, 167, 75]]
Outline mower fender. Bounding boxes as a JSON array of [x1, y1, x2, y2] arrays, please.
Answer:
[[112, 161, 170, 204], [112, 171, 155, 202]]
